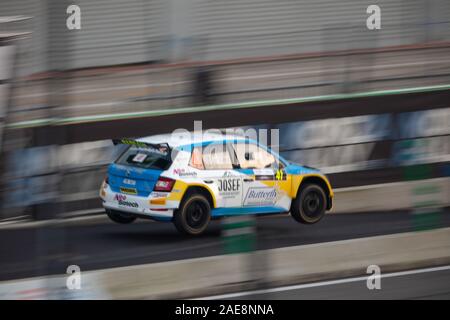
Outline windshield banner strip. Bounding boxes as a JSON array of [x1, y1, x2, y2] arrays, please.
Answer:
[[112, 139, 170, 156]]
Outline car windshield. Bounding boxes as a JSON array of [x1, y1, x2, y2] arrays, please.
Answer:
[[116, 146, 172, 170]]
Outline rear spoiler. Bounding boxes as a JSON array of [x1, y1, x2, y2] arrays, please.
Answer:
[[112, 138, 171, 157]]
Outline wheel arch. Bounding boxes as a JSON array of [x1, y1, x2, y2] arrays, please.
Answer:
[[181, 185, 216, 209]]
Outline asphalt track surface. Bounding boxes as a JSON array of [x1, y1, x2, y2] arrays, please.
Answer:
[[1, 208, 450, 281]]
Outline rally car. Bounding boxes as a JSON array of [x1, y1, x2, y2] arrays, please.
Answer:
[[100, 132, 333, 235]]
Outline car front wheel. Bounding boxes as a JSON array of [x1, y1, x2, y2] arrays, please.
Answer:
[[291, 183, 327, 224], [173, 194, 211, 235]]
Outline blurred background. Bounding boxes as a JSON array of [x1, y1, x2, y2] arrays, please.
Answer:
[[0, 0, 449, 299]]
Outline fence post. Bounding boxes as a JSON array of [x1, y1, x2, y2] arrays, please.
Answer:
[[222, 215, 256, 254], [401, 139, 443, 231]]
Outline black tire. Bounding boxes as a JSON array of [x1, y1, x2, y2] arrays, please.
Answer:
[[173, 194, 211, 235], [291, 183, 327, 224], [106, 209, 137, 224]]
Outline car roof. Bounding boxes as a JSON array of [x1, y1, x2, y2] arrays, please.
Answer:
[[136, 131, 249, 148]]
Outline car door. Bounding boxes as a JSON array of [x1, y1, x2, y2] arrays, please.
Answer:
[[231, 142, 292, 211], [191, 142, 243, 208]]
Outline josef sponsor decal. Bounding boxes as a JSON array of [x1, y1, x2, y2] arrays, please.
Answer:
[[218, 178, 241, 192], [218, 178, 241, 199], [173, 168, 197, 177], [244, 187, 278, 206], [115, 194, 139, 208]]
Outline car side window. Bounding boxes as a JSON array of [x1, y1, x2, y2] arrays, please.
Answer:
[[189, 147, 205, 169], [233, 143, 278, 169], [189, 144, 233, 170]]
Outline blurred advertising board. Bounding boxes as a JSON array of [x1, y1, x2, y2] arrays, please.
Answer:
[[277, 107, 450, 174]]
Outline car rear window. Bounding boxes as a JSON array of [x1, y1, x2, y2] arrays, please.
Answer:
[[116, 146, 173, 170]]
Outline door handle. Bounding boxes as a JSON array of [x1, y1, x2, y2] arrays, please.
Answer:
[[243, 178, 254, 182]]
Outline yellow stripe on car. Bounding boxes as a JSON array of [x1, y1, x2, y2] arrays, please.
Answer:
[[167, 180, 217, 208]]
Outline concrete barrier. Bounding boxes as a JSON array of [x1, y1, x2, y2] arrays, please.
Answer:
[[332, 177, 450, 213], [1, 227, 449, 299]]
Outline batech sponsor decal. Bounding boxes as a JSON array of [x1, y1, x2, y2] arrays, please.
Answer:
[[115, 194, 139, 208], [218, 178, 241, 199], [243, 187, 278, 206]]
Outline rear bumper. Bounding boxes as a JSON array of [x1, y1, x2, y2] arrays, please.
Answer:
[[100, 183, 175, 220]]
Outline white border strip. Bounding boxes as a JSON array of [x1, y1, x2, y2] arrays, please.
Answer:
[[195, 265, 450, 300]]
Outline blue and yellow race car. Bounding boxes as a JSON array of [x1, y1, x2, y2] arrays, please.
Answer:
[[100, 132, 333, 235]]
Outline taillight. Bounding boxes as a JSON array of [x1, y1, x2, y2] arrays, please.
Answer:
[[153, 176, 175, 192]]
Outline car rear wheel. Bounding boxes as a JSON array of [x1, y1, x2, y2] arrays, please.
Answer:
[[291, 183, 326, 224], [173, 194, 211, 235], [106, 209, 137, 224]]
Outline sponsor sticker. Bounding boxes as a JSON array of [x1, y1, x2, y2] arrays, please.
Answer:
[[252, 169, 286, 181], [114, 194, 139, 208], [253, 169, 274, 176], [132, 153, 147, 163], [120, 187, 137, 195], [254, 174, 274, 181], [151, 192, 169, 198], [223, 171, 239, 177], [123, 179, 136, 186], [243, 187, 278, 206], [173, 168, 197, 177], [254, 168, 275, 181], [217, 178, 241, 199]]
